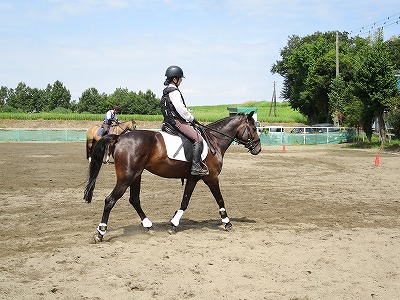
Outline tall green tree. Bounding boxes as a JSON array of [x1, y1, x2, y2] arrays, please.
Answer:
[[7, 82, 36, 112], [0, 86, 8, 108], [271, 31, 354, 123], [108, 88, 161, 115], [42, 80, 71, 111], [353, 31, 398, 142], [385, 35, 400, 72], [77, 88, 108, 114]]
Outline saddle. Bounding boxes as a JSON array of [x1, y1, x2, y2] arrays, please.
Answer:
[[160, 122, 208, 162], [97, 124, 115, 136]]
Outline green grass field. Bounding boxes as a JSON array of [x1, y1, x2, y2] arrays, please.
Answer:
[[0, 101, 307, 124]]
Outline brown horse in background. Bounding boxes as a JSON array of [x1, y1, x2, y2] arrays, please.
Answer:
[[86, 120, 136, 162]]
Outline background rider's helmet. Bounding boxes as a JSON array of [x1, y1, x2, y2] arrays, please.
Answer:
[[113, 105, 121, 113]]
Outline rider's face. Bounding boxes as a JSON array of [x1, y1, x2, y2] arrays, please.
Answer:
[[173, 77, 182, 86]]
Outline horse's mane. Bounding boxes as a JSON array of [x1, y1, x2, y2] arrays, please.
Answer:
[[200, 113, 246, 154], [206, 113, 245, 130]]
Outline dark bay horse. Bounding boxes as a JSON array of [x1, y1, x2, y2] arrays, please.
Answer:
[[84, 112, 261, 242], [86, 120, 136, 162]]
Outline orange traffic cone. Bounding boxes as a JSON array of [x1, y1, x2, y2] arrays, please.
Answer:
[[374, 153, 380, 166], [282, 144, 286, 153]]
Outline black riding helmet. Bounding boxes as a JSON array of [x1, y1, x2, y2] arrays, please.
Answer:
[[113, 105, 121, 113], [164, 65, 185, 85]]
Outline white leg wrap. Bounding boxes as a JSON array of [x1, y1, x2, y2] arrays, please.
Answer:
[[221, 217, 230, 224], [219, 208, 230, 223], [141, 218, 153, 228], [171, 210, 184, 227], [97, 223, 107, 235]]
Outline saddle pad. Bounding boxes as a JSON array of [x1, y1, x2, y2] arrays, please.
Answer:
[[159, 131, 208, 162]]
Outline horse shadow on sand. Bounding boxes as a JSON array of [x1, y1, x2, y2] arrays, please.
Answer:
[[105, 217, 256, 241]]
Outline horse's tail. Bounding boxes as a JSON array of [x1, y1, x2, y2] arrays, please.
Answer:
[[84, 134, 119, 203]]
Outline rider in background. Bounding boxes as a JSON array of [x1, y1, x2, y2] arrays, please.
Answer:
[[160, 65, 209, 176], [102, 105, 121, 136]]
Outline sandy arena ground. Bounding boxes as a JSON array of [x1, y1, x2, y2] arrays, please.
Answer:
[[0, 121, 399, 300]]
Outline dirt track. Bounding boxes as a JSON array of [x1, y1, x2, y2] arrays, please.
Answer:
[[1, 140, 400, 300]]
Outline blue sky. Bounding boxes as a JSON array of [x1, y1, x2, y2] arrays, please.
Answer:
[[0, 0, 399, 106]]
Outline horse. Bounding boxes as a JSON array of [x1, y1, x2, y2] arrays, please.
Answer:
[[86, 120, 136, 162], [83, 112, 261, 242]]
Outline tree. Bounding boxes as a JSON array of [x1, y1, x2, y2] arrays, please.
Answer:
[[0, 86, 8, 108], [386, 35, 400, 72], [328, 76, 348, 126], [108, 87, 131, 113], [42, 80, 71, 111], [386, 94, 400, 138], [77, 88, 108, 114], [7, 82, 36, 112], [108, 88, 161, 115], [271, 31, 354, 123], [353, 31, 398, 142]]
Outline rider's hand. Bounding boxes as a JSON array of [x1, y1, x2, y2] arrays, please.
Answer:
[[192, 119, 200, 126]]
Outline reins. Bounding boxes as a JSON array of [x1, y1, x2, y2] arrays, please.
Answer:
[[196, 118, 260, 152], [115, 121, 132, 134]]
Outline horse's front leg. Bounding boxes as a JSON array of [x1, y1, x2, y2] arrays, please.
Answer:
[[129, 175, 154, 233], [168, 178, 198, 234], [205, 178, 232, 231]]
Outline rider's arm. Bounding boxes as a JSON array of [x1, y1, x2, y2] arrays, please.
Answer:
[[105, 110, 112, 120], [169, 90, 195, 123]]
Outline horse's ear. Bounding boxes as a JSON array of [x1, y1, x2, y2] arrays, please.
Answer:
[[247, 111, 254, 119]]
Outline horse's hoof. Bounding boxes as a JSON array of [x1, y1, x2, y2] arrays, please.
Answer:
[[224, 222, 233, 231], [146, 226, 155, 235], [167, 225, 177, 235], [93, 234, 103, 243]]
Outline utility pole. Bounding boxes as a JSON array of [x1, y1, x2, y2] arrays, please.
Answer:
[[269, 81, 277, 117], [334, 31, 340, 127], [336, 31, 339, 77]]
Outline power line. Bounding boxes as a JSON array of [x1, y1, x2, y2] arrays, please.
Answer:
[[349, 13, 400, 37]]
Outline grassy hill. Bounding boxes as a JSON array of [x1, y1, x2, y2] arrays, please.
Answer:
[[190, 100, 306, 123], [0, 101, 307, 124]]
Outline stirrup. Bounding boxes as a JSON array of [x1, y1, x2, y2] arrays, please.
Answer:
[[191, 163, 209, 176]]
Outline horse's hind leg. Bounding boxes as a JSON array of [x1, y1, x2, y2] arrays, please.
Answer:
[[86, 139, 92, 162], [128, 175, 153, 232], [95, 182, 129, 242], [205, 178, 232, 230]]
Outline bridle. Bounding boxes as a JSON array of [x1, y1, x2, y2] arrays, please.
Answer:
[[235, 120, 261, 153], [197, 118, 261, 153]]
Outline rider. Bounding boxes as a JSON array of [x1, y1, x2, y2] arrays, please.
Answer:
[[160, 65, 209, 176], [102, 105, 121, 136]]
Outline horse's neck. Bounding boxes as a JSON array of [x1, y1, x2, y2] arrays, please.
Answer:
[[207, 117, 241, 153], [113, 123, 126, 134]]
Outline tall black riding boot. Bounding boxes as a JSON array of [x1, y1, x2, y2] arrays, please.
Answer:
[[191, 142, 209, 176], [102, 124, 109, 136]]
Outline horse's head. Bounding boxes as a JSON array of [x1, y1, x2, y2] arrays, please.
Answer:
[[236, 112, 261, 155], [127, 120, 137, 131]]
